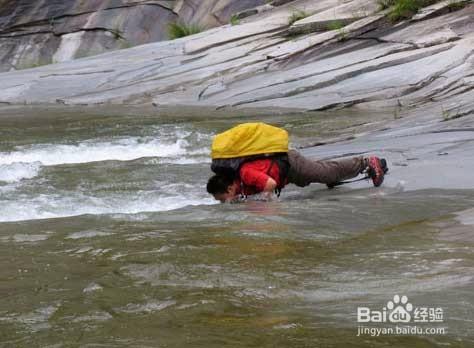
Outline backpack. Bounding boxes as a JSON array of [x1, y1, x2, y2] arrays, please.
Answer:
[[210, 123, 290, 192]]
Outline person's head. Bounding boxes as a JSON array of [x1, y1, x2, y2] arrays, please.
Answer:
[[206, 174, 239, 203]]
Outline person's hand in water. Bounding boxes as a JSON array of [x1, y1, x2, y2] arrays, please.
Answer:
[[249, 178, 277, 202]]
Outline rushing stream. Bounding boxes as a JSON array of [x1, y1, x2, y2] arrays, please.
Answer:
[[0, 108, 473, 347]]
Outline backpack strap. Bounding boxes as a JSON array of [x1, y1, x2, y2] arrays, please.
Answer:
[[266, 155, 290, 197], [239, 180, 247, 200], [266, 159, 280, 197]]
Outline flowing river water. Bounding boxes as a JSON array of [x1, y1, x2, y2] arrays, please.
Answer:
[[0, 107, 473, 347]]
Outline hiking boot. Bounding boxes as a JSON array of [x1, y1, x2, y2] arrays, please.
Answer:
[[366, 156, 388, 187]]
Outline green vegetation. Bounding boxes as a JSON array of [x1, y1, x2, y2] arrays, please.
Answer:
[[288, 9, 309, 25], [326, 20, 345, 31], [377, 0, 396, 10], [322, 21, 347, 41], [377, 0, 442, 22], [168, 22, 203, 40], [230, 14, 240, 26], [389, 0, 424, 21]]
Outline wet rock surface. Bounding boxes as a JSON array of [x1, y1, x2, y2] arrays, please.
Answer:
[[303, 112, 474, 191]]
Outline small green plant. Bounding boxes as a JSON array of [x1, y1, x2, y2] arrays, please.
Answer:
[[288, 9, 309, 25], [387, 0, 435, 22], [377, 0, 396, 10], [326, 20, 345, 31], [230, 14, 240, 26], [389, 0, 419, 21], [168, 22, 203, 40]]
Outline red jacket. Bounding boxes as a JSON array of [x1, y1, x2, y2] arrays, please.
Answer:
[[237, 158, 285, 196]]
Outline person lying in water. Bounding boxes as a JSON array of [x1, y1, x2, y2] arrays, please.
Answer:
[[206, 150, 387, 203]]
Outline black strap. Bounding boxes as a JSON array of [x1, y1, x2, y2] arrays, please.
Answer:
[[269, 159, 282, 197], [239, 180, 246, 199], [266, 157, 287, 197], [274, 155, 290, 192]]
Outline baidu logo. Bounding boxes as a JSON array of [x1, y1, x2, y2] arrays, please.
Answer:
[[356, 294, 446, 336], [387, 295, 412, 323], [357, 295, 442, 324]]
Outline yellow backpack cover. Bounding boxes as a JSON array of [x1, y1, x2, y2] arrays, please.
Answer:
[[211, 122, 289, 159]]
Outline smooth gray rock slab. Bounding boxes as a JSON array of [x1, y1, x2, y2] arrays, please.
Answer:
[[0, 0, 264, 71], [290, 0, 379, 33], [0, 1, 472, 128]]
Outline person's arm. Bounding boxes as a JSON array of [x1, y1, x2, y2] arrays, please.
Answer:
[[260, 177, 277, 201], [240, 167, 272, 192], [240, 166, 277, 200], [263, 177, 277, 192]]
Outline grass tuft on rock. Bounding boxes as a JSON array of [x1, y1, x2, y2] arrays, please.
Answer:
[[168, 22, 203, 40], [326, 20, 345, 31], [230, 14, 240, 26], [377, 0, 396, 10], [386, 0, 436, 22], [288, 9, 309, 25]]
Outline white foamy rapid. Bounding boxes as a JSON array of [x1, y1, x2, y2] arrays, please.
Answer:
[[0, 138, 198, 167], [0, 133, 210, 183], [0, 162, 41, 183], [0, 189, 217, 223], [0, 127, 215, 221]]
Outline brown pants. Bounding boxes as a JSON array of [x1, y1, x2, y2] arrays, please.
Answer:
[[287, 150, 366, 187]]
